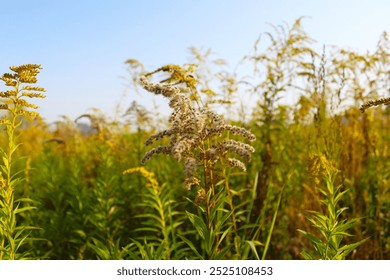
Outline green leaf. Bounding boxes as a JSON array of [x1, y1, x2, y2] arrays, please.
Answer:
[[2, 156, 9, 167], [246, 240, 262, 260], [217, 225, 233, 248], [297, 229, 323, 247], [14, 206, 36, 214], [178, 234, 204, 259], [335, 189, 349, 204], [214, 245, 232, 259], [186, 211, 209, 241], [333, 238, 369, 260], [300, 250, 314, 260]]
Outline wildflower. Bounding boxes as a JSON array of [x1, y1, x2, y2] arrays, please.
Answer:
[[138, 65, 256, 188], [0, 64, 46, 119], [123, 167, 159, 190]]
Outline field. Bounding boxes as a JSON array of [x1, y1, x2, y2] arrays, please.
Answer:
[[0, 19, 389, 260]]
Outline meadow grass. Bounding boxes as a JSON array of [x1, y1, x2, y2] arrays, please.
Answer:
[[0, 19, 388, 260]]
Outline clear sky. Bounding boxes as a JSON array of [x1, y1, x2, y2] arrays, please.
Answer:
[[1, 0, 389, 123]]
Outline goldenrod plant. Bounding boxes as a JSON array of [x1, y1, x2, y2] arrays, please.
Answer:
[[298, 154, 368, 259], [122, 167, 186, 260], [137, 65, 256, 259], [0, 64, 45, 259]]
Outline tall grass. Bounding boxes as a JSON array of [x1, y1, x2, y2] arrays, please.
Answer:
[[0, 19, 388, 260]]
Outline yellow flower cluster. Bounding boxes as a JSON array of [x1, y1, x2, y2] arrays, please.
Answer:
[[0, 64, 46, 119], [123, 167, 160, 190]]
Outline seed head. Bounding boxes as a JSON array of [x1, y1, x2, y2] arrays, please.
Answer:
[[360, 97, 390, 113], [138, 65, 256, 189]]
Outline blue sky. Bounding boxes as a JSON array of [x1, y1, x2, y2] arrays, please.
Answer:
[[1, 0, 389, 122]]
